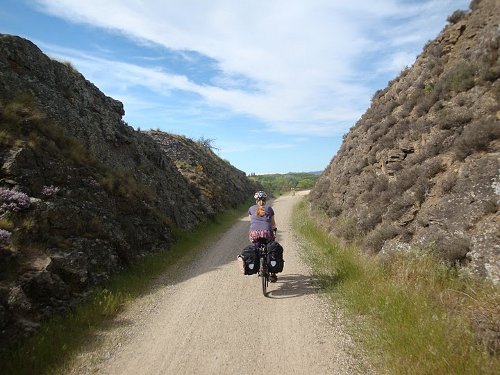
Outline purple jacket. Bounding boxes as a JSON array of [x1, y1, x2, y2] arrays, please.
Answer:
[[248, 204, 274, 232]]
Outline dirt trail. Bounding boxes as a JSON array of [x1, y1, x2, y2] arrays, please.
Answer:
[[68, 192, 365, 374]]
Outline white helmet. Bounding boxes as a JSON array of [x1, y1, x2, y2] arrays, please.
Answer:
[[254, 191, 267, 200]]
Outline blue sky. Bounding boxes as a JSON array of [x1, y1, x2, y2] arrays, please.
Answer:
[[1, 0, 469, 174]]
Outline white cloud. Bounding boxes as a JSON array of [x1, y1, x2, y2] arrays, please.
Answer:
[[386, 51, 416, 73], [33, 0, 468, 136], [43, 43, 198, 94]]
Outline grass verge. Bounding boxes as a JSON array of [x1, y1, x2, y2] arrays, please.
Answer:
[[0, 204, 249, 375], [292, 198, 500, 375]]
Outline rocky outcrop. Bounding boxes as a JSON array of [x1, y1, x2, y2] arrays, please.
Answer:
[[147, 131, 253, 216], [0, 34, 259, 349], [310, 0, 499, 282]]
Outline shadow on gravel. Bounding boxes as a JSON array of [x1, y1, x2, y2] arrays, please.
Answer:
[[265, 273, 321, 299]]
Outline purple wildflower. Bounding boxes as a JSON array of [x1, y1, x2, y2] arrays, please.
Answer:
[[0, 188, 31, 215], [42, 185, 60, 197]]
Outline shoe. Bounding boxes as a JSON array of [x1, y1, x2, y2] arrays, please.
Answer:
[[237, 255, 245, 274], [270, 273, 277, 282]]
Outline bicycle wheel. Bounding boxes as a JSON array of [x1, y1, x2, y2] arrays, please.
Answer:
[[261, 270, 267, 295], [259, 248, 268, 296]]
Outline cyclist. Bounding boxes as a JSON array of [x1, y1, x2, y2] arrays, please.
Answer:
[[238, 191, 278, 281]]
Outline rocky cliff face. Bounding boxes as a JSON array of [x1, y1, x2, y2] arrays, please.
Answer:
[[0, 34, 259, 348], [146, 131, 253, 216], [310, 0, 499, 282]]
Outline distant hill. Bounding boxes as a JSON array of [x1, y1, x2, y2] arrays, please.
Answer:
[[310, 0, 499, 283], [249, 172, 320, 194], [307, 170, 324, 176]]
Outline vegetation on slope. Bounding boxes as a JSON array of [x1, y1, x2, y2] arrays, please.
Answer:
[[0, 205, 248, 375], [293, 198, 500, 374], [0, 91, 257, 351], [147, 131, 256, 213], [0, 95, 171, 274], [309, 0, 499, 281]]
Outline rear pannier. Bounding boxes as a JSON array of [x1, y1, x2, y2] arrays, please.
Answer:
[[242, 244, 259, 275], [266, 241, 284, 273]]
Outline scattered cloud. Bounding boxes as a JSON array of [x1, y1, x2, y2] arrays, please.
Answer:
[[33, 0, 468, 139], [33, 0, 466, 134]]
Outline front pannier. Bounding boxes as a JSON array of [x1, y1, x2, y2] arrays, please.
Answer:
[[266, 241, 284, 273], [242, 244, 259, 275]]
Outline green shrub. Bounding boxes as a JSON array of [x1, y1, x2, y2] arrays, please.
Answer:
[[325, 201, 342, 217], [437, 172, 458, 194], [427, 233, 472, 265], [437, 108, 473, 130], [436, 63, 477, 96], [447, 10, 467, 24], [363, 223, 400, 253], [469, 0, 482, 10], [384, 195, 415, 221], [357, 205, 385, 233], [413, 176, 432, 203], [453, 118, 499, 160], [421, 156, 445, 178], [371, 174, 389, 194], [391, 166, 420, 194], [414, 89, 440, 115], [333, 215, 362, 242]]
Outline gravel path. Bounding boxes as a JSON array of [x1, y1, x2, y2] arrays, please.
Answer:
[[67, 192, 367, 374]]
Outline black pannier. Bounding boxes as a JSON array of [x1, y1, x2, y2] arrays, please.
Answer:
[[266, 241, 284, 273], [242, 244, 259, 275]]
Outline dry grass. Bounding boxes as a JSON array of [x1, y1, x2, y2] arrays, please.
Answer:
[[293, 198, 500, 374], [0, 204, 249, 375]]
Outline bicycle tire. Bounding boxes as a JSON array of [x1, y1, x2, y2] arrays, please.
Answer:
[[261, 270, 267, 295], [259, 252, 268, 295], [257, 242, 269, 296]]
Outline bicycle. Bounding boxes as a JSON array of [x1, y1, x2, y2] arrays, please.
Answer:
[[256, 229, 277, 296]]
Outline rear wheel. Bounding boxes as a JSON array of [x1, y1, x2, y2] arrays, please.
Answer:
[[260, 255, 268, 295], [261, 271, 268, 295]]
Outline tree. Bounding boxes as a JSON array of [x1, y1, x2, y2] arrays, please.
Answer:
[[197, 136, 220, 152]]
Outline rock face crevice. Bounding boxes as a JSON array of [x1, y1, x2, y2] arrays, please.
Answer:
[[310, 0, 499, 282], [0, 34, 259, 348]]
